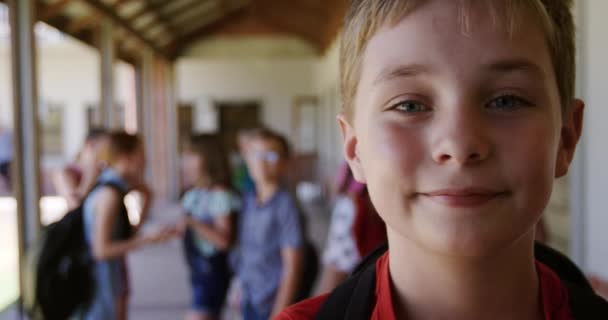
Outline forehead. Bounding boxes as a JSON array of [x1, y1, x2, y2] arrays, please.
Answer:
[[357, 1, 555, 97], [251, 137, 281, 151]]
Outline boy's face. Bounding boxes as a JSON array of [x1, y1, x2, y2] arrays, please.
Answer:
[[246, 138, 286, 185], [340, 1, 583, 257]]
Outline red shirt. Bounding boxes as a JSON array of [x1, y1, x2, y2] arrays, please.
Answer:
[[276, 253, 573, 320]]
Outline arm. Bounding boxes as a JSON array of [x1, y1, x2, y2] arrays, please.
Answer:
[[91, 187, 169, 260], [133, 184, 154, 231], [271, 246, 304, 318], [187, 214, 234, 251]]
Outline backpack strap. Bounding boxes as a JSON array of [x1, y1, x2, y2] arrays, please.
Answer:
[[90, 181, 128, 198], [88, 181, 133, 239], [534, 242, 593, 291], [316, 243, 607, 320], [565, 281, 608, 318], [315, 244, 387, 320]]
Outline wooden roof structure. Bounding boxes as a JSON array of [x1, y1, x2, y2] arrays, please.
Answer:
[[2, 0, 348, 64]]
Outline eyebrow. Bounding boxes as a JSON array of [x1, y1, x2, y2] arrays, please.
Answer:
[[483, 59, 547, 79], [373, 64, 433, 86], [372, 59, 547, 86]]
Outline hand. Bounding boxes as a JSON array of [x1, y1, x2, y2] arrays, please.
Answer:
[[175, 217, 188, 235], [141, 225, 179, 244]]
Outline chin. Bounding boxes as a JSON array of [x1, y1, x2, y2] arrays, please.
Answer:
[[391, 218, 527, 260]]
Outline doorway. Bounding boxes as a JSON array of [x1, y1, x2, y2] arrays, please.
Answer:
[[217, 101, 262, 154]]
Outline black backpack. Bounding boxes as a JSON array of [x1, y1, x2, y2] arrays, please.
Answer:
[[23, 182, 130, 320], [315, 242, 608, 319]]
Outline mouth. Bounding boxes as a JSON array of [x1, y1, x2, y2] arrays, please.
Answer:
[[419, 188, 508, 208]]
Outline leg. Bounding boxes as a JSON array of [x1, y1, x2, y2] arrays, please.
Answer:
[[115, 294, 128, 320]]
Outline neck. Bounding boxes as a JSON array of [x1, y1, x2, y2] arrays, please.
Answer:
[[109, 164, 132, 187], [388, 229, 542, 320], [256, 181, 279, 204], [195, 176, 212, 189]]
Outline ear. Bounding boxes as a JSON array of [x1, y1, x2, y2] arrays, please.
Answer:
[[337, 113, 366, 183], [555, 99, 584, 178]]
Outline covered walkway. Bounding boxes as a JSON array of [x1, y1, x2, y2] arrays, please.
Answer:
[[0, 0, 344, 317], [2, 0, 608, 319]]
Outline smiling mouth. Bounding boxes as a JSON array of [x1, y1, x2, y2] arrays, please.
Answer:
[[419, 188, 508, 208]]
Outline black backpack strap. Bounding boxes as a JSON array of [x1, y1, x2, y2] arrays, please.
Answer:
[[90, 181, 128, 197], [89, 180, 133, 239], [565, 281, 608, 318], [316, 242, 607, 320], [534, 242, 593, 291], [315, 244, 388, 320]]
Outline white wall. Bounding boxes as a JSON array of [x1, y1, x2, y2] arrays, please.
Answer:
[[175, 58, 317, 139], [314, 40, 344, 181], [575, 0, 608, 278], [0, 36, 131, 164]]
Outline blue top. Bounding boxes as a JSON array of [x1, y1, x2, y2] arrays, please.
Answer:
[[181, 188, 240, 256], [80, 168, 130, 320], [232, 188, 304, 316]]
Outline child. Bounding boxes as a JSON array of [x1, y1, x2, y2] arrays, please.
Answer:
[[54, 128, 109, 210], [80, 131, 177, 320], [232, 128, 305, 320], [278, 0, 608, 319], [181, 135, 240, 320], [315, 163, 385, 294]]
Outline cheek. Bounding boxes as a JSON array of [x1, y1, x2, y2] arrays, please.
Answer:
[[361, 119, 426, 175], [359, 119, 427, 209], [496, 119, 560, 214]]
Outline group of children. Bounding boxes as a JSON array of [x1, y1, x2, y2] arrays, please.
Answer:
[[180, 128, 308, 320], [60, 127, 309, 320]]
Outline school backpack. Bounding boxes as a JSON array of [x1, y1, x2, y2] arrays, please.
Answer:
[[296, 240, 320, 301], [23, 182, 130, 320], [314, 242, 608, 319]]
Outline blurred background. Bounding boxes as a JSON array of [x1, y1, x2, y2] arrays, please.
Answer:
[[0, 0, 607, 319]]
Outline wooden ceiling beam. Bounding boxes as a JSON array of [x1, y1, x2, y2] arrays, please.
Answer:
[[169, 1, 220, 31], [66, 11, 100, 33], [255, 9, 322, 51], [64, 0, 134, 39], [162, 0, 201, 17], [133, 1, 179, 38], [38, 0, 73, 20], [79, 0, 168, 57], [166, 5, 249, 58], [257, 0, 330, 23], [128, 0, 202, 40], [320, 0, 348, 51]]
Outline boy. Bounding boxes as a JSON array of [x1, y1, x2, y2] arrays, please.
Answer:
[[278, 0, 608, 319], [233, 128, 304, 320]]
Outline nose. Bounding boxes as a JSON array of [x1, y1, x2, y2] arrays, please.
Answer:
[[431, 112, 491, 166]]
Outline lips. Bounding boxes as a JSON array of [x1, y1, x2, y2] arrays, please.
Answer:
[[420, 188, 507, 207]]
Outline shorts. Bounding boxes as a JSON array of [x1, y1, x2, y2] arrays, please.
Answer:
[[184, 232, 230, 315]]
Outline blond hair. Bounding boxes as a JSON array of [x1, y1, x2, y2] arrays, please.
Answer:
[[340, 0, 575, 117]]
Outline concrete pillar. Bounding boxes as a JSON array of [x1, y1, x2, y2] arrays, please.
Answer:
[[8, 0, 41, 310], [99, 18, 115, 128], [139, 49, 156, 187], [165, 63, 179, 199]]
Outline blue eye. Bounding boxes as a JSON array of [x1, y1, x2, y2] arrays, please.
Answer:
[[392, 100, 429, 113], [487, 95, 531, 110]]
